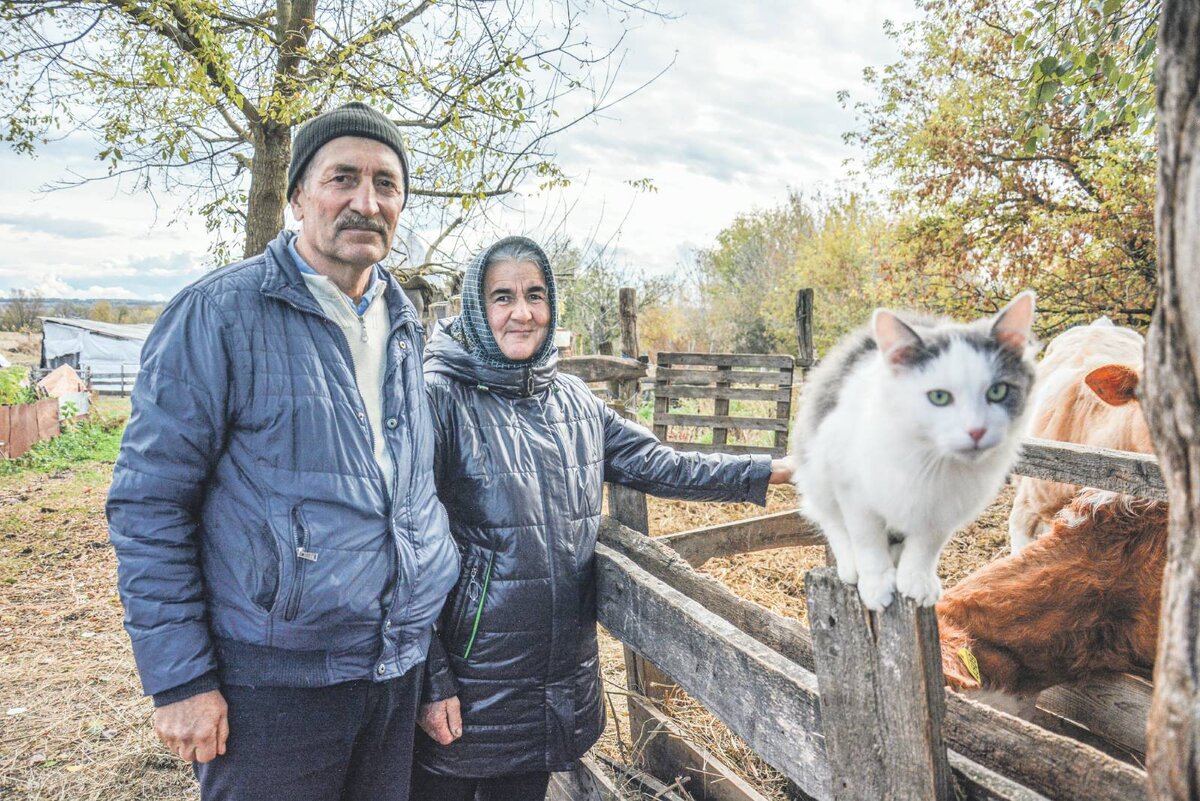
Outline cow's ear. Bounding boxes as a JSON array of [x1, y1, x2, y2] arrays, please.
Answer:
[[1085, 364, 1140, 406]]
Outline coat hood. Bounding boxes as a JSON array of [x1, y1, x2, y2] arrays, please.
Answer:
[[425, 317, 558, 398]]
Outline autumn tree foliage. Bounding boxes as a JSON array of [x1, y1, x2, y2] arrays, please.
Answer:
[[0, 0, 662, 267], [847, 0, 1156, 333], [688, 192, 890, 356]]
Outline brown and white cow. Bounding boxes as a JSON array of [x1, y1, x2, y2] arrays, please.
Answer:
[[939, 491, 1166, 709], [1008, 317, 1151, 554]]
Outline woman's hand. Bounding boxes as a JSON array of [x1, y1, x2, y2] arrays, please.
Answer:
[[419, 696, 463, 746], [768, 457, 795, 485]]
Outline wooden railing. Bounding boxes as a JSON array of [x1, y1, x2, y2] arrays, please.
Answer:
[[570, 436, 1163, 801]]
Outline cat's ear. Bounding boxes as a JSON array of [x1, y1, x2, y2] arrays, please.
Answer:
[[873, 309, 925, 368], [991, 291, 1036, 352]]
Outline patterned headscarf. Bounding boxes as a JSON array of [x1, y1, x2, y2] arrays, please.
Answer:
[[449, 236, 558, 369]]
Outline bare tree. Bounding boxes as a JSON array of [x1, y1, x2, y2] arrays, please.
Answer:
[[0, 0, 670, 265], [1142, 0, 1200, 796], [1, 289, 45, 331]]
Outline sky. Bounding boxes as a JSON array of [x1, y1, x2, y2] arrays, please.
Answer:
[[0, 0, 921, 302]]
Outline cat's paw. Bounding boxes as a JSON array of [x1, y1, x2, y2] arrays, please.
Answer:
[[856, 569, 897, 611], [836, 562, 859, 585], [896, 569, 942, 606]]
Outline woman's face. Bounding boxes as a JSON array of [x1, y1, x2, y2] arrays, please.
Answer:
[[483, 259, 551, 361]]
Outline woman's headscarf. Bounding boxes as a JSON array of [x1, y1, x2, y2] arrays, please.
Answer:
[[449, 236, 558, 369]]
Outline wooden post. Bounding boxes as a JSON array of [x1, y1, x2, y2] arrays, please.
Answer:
[[794, 288, 816, 374], [805, 568, 956, 801], [1144, 1, 1200, 797], [618, 287, 640, 405]]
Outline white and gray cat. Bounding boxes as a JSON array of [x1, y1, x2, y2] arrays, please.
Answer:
[[792, 292, 1037, 610]]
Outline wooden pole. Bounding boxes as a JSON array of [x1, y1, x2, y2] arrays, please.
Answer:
[[794, 288, 816, 372], [805, 568, 957, 801], [1144, 1, 1200, 797]]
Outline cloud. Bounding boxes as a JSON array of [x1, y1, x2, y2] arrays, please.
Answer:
[[0, 212, 114, 239]]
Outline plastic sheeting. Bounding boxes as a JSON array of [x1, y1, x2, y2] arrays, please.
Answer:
[[41, 319, 148, 372]]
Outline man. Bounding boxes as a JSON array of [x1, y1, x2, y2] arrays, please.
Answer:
[[107, 102, 459, 801]]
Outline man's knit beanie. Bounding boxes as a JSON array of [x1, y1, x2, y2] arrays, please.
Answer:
[[287, 102, 410, 206]]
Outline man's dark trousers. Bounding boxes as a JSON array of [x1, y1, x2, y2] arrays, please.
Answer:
[[195, 663, 423, 801]]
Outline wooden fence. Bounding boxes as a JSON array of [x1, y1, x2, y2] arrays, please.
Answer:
[[584, 433, 1161, 801], [545, 286, 1162, 800]]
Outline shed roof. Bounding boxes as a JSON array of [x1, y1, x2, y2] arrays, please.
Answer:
[[40, 317, 153, 341]]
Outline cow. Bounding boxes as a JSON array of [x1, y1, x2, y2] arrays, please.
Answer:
[[940, 490, 1165, 714], [1008, 317, 1151, 554]]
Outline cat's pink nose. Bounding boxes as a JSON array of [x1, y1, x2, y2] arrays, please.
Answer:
[[968, 427, 987, 444]]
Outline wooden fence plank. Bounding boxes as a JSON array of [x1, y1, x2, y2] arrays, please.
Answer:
[[1013, 438, 1165, 500], [547, 757, 625, 801], [656, 385, 792, 402], [942, 692, 1147, 801], [595, 543, 832, 799], [662, 442, 781, 455], [627, 696, 774, 801], [655, 413, 789, 432], [804, 568, 956, 801], [655, 367, 794, 385], [658, 353, 796, 369], [560, 356, 648, 384], [656, 511, 824, 567], [1037, 673, 1152, 756]]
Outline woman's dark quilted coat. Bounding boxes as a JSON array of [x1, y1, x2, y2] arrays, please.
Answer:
[[416, 322, 771, 777]]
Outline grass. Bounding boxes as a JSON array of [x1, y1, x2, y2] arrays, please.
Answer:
[[0, 420, 123, 477]]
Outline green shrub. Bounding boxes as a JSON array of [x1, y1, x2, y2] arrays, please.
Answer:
[[0, 366, 36, 406]]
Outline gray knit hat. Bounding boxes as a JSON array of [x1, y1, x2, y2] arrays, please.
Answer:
[[287, 101, 410, 205]]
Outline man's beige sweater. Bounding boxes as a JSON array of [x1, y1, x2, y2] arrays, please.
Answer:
[[301, 271, 394, 494]]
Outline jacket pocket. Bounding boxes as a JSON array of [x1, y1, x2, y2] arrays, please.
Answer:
[[445, 546, 495, 660], [282, 507, 318, 622]]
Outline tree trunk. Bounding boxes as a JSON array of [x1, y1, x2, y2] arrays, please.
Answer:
[[243, 120, 292, 258], [1143, 0, 1200, 798]]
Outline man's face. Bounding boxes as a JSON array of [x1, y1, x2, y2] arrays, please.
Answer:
[[290, 136, 405, 272], [483, 260, 551, 361]]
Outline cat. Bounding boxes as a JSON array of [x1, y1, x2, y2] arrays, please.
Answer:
[[792, 292, 1037, 610]]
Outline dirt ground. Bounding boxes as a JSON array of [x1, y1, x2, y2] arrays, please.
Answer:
[[0, 462, 1013, 800], [0, 333, 41, 368]]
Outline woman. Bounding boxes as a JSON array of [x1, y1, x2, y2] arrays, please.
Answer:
[[413, 236, 791, 800]]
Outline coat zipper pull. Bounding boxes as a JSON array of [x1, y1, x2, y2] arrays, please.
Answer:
[[525, 369, 534, 396], [359, 317, 368, 343], [297, 547, 319, 562]]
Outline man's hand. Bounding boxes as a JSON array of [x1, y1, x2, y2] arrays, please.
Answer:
[[153, 690, 229, 763], [419, 696, 463, 746], [768, 456, 795, 485]]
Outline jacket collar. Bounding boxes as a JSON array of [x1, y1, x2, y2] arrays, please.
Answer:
[[424, 318, 558, 399], [260, 230, 421, 336]]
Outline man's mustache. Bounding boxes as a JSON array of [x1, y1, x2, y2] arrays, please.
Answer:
[[336, 213, 386, 235]]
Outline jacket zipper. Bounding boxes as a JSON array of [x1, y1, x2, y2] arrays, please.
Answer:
[[284, 508, 317, 621], [462, 550, 495, 660], [452, 559, 480, 643]]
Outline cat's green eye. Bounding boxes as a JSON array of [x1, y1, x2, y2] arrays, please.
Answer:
[[986, 383, 1009, 403], [927, 389, 953, 406]]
